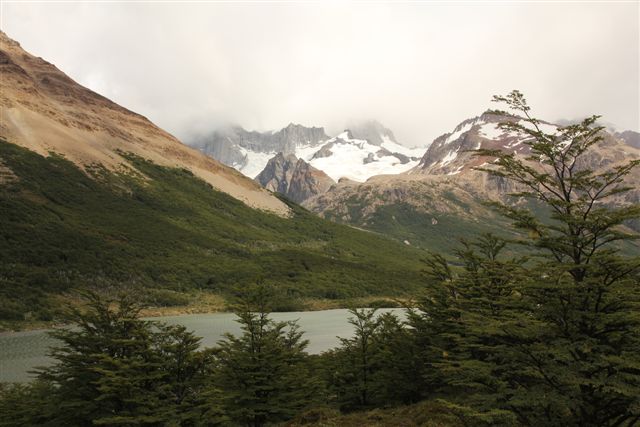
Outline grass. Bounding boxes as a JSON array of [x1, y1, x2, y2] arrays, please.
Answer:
[[0, 140, 427, 329]]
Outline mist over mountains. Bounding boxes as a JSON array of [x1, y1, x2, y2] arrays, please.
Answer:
[[188, 120, 426, 182]]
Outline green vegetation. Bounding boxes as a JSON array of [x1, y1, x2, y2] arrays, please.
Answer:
[[0, 291, 224, 426], [321, 196, 505, 253], [0, 92, 638, 426], [407, 92, 640, 425], [364, 202, 512, 253], [0, 140, 425, 327], [215, 284, 321, 426]]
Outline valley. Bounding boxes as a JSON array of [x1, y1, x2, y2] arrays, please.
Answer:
[[1, 3, 639, 425]]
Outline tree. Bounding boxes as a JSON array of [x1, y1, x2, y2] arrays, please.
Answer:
[[214, 283, 319, 427], [324, 308, 381, 410], [18, 291, 223, 426], [0, 380, 58, 427], [409, 235, 523, 425], [409, 91, 639, 425], [324, 307, 424, 411], [473, 91, 640, 426], [368, 311, 425, 405], [478, 91, 640, 426]]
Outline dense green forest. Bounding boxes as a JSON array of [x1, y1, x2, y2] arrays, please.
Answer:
[[0, 140, 427, 328], [1, 93, 639, 426]]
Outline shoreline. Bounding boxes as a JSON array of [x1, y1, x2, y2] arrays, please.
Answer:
[[0, 294, 406, 334]]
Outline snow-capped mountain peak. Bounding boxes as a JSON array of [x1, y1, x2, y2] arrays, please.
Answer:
[[189, 121, 427, 183], [414, 111, 562, 176], [300, 127, 424, 182]]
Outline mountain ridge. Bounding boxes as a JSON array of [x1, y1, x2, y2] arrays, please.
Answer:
[[189, 121, 425, 182]]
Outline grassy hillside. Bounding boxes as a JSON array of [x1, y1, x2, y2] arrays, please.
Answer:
[[316, 187, 638, 257], [319, 194, 519, 255], [0, 141, 426, 326]]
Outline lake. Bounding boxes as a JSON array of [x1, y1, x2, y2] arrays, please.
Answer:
[[0, 308, 403, 383]]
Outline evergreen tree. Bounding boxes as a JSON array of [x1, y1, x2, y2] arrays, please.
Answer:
[[409, 235, 523, 425], [0, 380, 58, 427], [409, 91, 639, 425], [475, 91, 640, 426], [325, 308, 423, 411], [324, 308, 381, 410], [9, 291, 224, 426], [214, 283, 319, 427], [368, 311, 425, 405]]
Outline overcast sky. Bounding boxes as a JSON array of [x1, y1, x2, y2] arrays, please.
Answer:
[[2, 2, 638, 147]]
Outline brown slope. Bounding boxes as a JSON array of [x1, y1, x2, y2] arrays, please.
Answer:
[[0, 31, 289, 215]]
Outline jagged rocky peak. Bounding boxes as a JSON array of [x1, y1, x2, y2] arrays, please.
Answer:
[[276, 123, 328, 151], [189, 125, 252, 170], [255, 153, 335, 204], [190, 118, 426, 183], [413, 111, 556, 176], [188, 123, 330, 177], [412, 111, 640, 185]]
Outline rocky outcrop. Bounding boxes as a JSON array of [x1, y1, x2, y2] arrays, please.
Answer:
[[311, 142, 335, 160], [256, 153, 335, 204]]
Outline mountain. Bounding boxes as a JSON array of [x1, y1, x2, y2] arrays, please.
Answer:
[[190, 124, 329, 177], [0, 32, 427, 327], [189, 121, 426, 182], [304, 113, 640, 251], [617, 130, 640, 149], [249, 122, 425, 203], [0, 31, 288, 216], [255, 153, 335, 204], [304, 129, 424, 182], [412, 111, 558, 176]]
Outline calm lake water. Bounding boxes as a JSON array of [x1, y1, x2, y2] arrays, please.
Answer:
[[0, 308, 402, 383]]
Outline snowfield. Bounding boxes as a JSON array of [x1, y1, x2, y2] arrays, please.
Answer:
[[304, 132, 420, 182], [230, 130, 425, 183], [237, 147, 278, 178]]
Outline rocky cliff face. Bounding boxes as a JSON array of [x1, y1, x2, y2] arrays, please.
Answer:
[[193, 120, 426, 182], [409, 112, 639, 204], [0, 31, 289, 215], [190, 123, 329, 173], [255, 153, 335, 204]]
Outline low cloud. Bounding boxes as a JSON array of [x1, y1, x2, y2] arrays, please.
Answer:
[[2, 2, 638, 146]]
